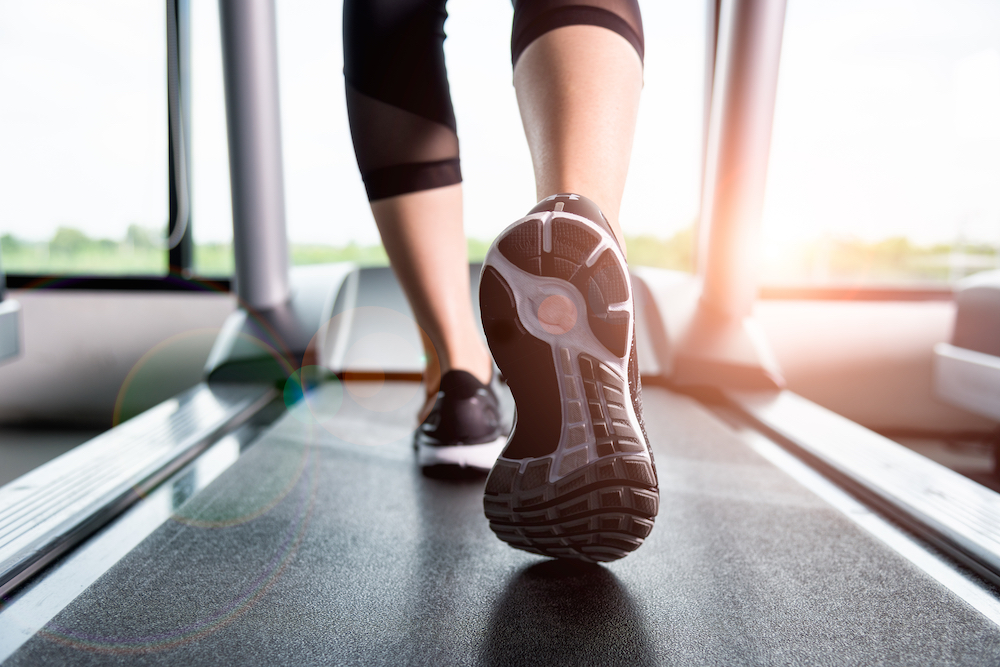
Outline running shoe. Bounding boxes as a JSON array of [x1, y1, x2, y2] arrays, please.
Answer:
[[415, 370, 507, 471], [480, 193, 659, 563]]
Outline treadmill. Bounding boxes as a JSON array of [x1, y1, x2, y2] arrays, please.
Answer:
[[2, 0, 999, 664]]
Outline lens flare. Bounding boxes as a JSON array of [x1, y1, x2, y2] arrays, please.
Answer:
[[284, 366, 344, 424], [302, 306, 431, 446], [113, 328, 223, 427]]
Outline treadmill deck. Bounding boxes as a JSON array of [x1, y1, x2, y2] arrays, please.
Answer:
[[5, 383, 999, 665]]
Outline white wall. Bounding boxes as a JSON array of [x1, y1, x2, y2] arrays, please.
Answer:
[[0, 290, 235, 426], [756, 300, 997, 432]]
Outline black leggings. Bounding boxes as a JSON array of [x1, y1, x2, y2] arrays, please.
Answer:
[[343, 0, 643, 201]]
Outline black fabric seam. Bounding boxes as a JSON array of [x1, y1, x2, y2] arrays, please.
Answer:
[[364, 158, 463, 201]]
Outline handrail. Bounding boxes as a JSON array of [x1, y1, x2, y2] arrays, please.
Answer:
[[0, 383, 275, 597]]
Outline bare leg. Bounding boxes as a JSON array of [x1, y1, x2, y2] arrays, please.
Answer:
[[370, 184, 493, 419], [513, 25, 643, 255], [366, 26, 640, 423]]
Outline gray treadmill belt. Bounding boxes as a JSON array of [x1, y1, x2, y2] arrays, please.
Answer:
[[6, 384, 1000, 666]]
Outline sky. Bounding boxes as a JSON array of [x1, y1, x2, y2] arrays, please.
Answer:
[[1, 0, 999, 254]]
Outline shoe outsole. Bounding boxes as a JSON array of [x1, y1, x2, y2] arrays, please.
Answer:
[[481, 199, 658, 563]]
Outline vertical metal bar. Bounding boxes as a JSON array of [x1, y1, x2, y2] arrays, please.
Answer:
[[698, 0, 787, 318], [167, 0, 193, 274], [218, 0, 291, 310], [700, 0, 721, 205], [695, 0, 722, 275]]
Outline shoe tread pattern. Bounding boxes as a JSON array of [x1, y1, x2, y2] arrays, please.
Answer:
[[496, 215, 629, 359], [483, 210, 658, 562], [497, 219, 542, 276], [483, 452, 658, 563], [484, 355, 657, 562], [480, 266, 562, 459]]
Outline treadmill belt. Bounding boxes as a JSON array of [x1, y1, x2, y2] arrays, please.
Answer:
[[7, 384, 1000, 665]]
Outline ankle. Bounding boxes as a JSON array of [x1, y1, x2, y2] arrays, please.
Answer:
[[440, 347, 494, 388], [419, 358, 494, 424]]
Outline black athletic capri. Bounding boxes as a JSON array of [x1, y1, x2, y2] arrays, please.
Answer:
[[343, 0, 643, 201]]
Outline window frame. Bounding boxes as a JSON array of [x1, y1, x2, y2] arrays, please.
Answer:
[[1, 0, 226, 294]]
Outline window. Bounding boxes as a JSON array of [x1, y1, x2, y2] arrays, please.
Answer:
[[190, 0, 234, 277], [0, 0, 168, 275], [1, 0, 708, 280], [761, 0, 1000, 286]]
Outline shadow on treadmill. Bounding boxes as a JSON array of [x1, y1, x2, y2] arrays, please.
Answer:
[[479, 560, 656, 666]]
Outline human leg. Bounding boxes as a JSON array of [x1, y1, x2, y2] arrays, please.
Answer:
[[480, 1, 657, 561], [343, 0, 504, 470], [370, 186, 493, 417], [343, 0, 492, 415], [512, 1, 645, 254]]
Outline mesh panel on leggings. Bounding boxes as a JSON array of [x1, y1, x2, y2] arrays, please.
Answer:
[[345, 84, 461, 200], [343, 0, 461, 201], [511, 0, 644, 66]]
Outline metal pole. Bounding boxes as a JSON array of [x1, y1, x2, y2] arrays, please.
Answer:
[[698, 0, 787, 319], [167, 0, 193, 273], [218, 0, 291, 310], [695, 0, 722, 276], [700, 0, 721, 208]]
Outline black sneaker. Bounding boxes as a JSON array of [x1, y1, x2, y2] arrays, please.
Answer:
[[479, 194, 658, 563], [415, 370, 508, 471]]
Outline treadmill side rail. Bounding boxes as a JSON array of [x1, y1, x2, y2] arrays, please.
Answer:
[[731, 389, 1000, 585], [0, 382, 276, 597]]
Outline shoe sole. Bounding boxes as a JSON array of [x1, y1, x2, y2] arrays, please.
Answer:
[[417, 436, 507, 471], [480, 204, 658, 563]]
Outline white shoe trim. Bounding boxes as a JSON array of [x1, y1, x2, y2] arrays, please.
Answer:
[[417, 435, 508, 471]]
